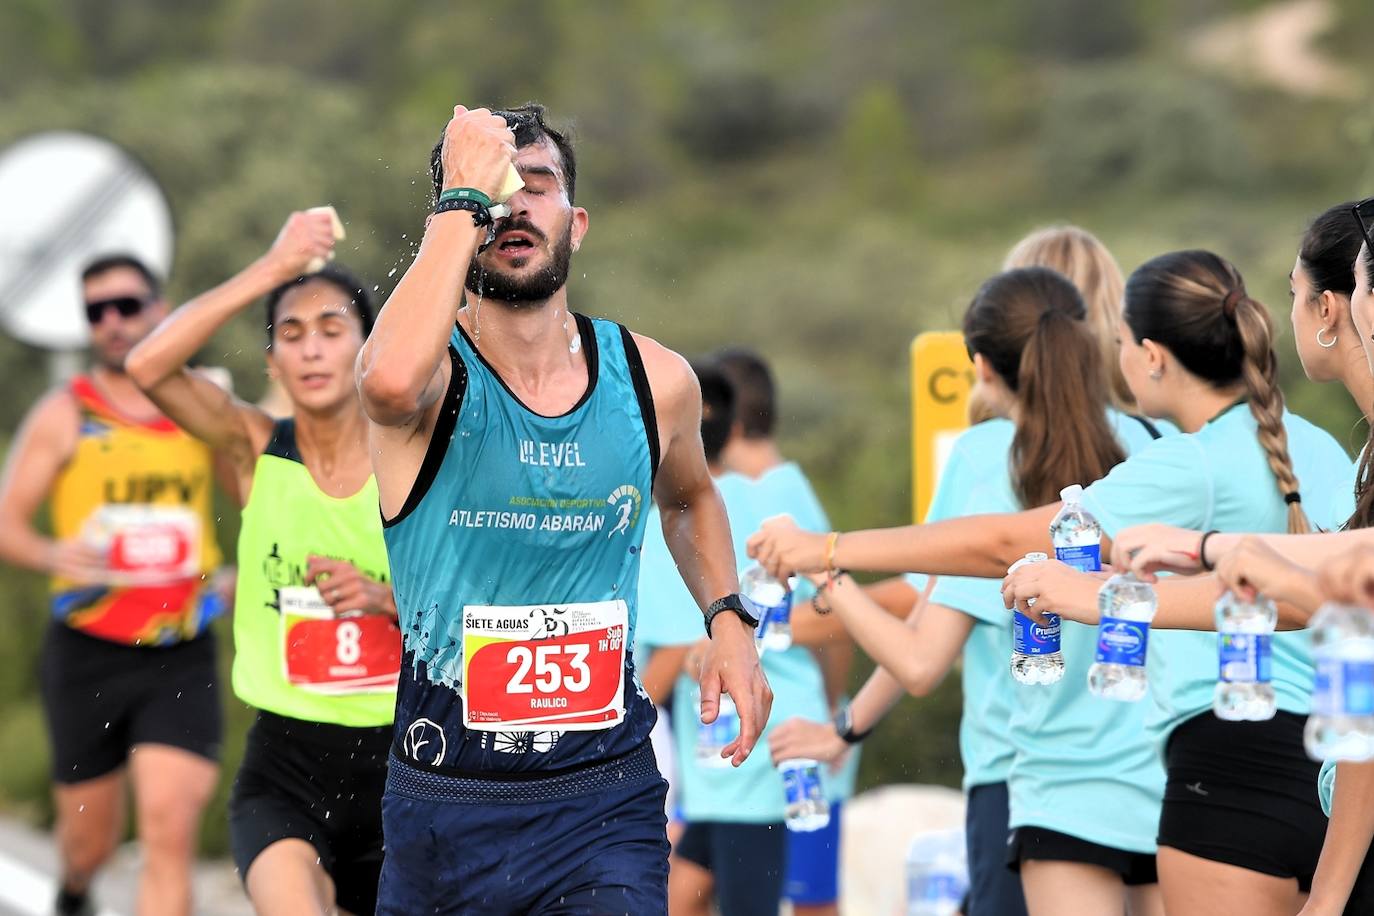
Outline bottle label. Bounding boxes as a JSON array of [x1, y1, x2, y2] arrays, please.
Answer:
[[1055, 543, 1101, 573], [1094, 616, 1149, 667], [912, 873, 965, 903], [1218, 634, 1272, 684], [781, 761, 824, 805], [757, 596, 791, 630], [1313, 657, 1374, 717], [1013, 611, 1061, 655]]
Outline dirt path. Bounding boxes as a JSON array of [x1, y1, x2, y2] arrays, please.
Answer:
[[1189, 0, 1361, 99]]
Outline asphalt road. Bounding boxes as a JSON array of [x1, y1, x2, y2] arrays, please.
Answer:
[[0, 818, 249, 916]]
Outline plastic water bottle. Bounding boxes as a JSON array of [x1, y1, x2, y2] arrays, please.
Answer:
[[742, 563, 793, 652], [905, 829, 968, 916], [1051, 484, 1102, 573], [1214, 590, 1277, 721], [1009, 552, 1063, 684], [1088, 571, 1156, 701], [695, 692, 739, 769], [779, 758, 829, 831], [1307, 603, 1374, 761]]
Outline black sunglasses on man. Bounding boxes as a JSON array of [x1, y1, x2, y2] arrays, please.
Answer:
[[84, 296, 149, 324]]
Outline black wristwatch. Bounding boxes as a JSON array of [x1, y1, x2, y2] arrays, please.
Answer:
[[834, 704, 872, 745], [703, 593, 760, 638]]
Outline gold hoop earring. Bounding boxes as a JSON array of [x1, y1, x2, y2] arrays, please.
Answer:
[[1317, 327, 1338, 349]]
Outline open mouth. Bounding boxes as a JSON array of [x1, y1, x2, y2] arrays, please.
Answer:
[[494, 231, 538, 254], [300, 373, 331, 388]]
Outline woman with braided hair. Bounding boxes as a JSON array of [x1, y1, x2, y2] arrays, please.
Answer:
[[749, 249, 1353, 915]]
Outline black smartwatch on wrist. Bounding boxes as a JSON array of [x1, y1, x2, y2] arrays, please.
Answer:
[[834, 704, 872, 744], [703, 593, 760, 638]]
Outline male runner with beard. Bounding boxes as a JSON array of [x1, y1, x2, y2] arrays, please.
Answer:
[[359, 103, 771, 914]]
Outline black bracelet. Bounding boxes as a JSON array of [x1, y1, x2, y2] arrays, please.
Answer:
[[1198, 529, 1221, 571], [434, 196, 494, 226]]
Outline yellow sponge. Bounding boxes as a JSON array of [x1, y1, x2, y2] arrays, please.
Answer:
[[304, 205, 345, 274], [495, 163, 525, 203], [488, 164, 526, 219]]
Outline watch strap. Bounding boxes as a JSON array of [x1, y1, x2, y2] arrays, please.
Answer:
[[704, 593, 760, 637]]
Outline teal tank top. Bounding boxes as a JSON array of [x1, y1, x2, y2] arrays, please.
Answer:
[[382, 314, 659, 773]]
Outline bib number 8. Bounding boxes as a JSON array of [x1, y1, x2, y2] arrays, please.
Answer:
[[336, 621, 363, 665], [506, 644, 592, 695]]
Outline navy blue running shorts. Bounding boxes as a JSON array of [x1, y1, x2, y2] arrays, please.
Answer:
[[784, 801, 842, 906], [377, 740, 669, 915]]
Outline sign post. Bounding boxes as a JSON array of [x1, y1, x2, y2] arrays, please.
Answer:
[[910, 332, 975, 522]]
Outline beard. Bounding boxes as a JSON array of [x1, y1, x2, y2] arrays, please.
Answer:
[[465, 218, 574, 307]]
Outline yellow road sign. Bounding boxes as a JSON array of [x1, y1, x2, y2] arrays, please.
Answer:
[[911, 332, 975, 522]]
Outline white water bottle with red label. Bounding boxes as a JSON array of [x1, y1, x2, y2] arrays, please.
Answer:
[[1214, 590, 1277, 721], [1009, 552, 1062, 685], [1307, 603, 1374, 761], [1088, 571, 1156, 701]]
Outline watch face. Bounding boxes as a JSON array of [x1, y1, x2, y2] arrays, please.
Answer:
[[736, 593, 762, 627]]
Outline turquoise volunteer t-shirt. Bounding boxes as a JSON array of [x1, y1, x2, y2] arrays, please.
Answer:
[[1081, 404, 1353, 749], [908, 419, 1022, 792], [632, 505, 706, 676], [674, 464, 837, 823], [940, 410, 1169, 853]]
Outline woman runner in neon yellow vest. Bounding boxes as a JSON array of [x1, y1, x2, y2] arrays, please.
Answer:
[[127, 210, 395, 916]]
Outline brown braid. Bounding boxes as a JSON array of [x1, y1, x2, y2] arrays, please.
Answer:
[[1231, 292, 1312, 533]]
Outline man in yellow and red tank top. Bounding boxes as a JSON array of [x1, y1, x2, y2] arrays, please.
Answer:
[[0, 255, 223, 916]]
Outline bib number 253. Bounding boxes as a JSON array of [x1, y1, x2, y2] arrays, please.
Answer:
[[506, 643, 591, 694]]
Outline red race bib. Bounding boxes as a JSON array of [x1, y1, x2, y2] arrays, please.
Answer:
[[280, 586, 401, 694], [462, 601, 627, 732], [86, 505, 201, 585]]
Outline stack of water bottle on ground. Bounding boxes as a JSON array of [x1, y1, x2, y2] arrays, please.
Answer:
[[1003, 484, 1374, 762], [904, 829, 968, 916]]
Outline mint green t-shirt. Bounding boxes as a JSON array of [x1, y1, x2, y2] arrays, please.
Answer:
[[674, 465, 837, 823], [938, 411, 1169, 852], [912, 419, 1023, 792], [632, 505, 705, 675], [1081, 405, 1353, 749]]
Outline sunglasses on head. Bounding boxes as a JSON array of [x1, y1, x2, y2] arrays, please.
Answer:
[[1351, 197, 1374, 260], [84, 296, 148, 324]]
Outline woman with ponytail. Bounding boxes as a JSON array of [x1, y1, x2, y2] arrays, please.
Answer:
[[1084, 208, 1374, 915], [770, 266, 1164, 916], [751, 249, 1353, 915], [1004, 225, 1138, 412]]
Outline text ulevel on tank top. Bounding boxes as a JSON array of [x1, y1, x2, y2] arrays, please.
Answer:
[[518, 440, 587, 468]]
